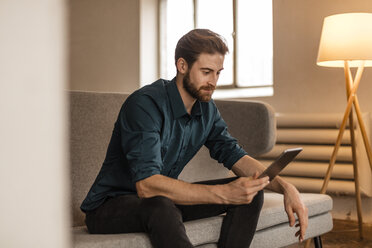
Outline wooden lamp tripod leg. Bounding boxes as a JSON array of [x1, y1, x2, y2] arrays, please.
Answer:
[[345, 64, 364, 239], [319, 62, 364, 194], [352, 95, 372, 172]]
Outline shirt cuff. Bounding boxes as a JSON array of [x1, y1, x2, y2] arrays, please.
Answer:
[[223, 147, 248, 170], [131, 166, 161, 184]]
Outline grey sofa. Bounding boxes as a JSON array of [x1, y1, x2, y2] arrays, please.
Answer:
[[70, 91, 333, 248]]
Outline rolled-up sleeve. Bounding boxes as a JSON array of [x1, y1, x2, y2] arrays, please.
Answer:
[[119, 94, 164, 183], [205, 107, 248, 170]]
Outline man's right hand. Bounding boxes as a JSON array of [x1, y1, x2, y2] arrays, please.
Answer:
[[219, 175, 270, 205]]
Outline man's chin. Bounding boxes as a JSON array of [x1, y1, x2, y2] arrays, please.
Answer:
[[198, 93, 213, 102]]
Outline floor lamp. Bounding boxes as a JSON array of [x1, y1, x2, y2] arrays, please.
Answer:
[[305, 13, 372, 246]]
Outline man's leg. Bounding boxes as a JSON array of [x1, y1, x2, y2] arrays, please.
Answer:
[[217, 190, 263, 248], [85, 194, 193, 248], [177, 177, 264, 248]]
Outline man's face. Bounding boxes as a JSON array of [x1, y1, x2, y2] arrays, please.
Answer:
[[182, 53, 224, 102]]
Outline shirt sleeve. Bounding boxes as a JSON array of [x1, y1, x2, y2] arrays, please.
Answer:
[[204, 105, 248, 170], [118, 94, 164, 183]]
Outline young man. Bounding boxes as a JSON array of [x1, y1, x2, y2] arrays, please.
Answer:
[[81, 29, 308, 248]]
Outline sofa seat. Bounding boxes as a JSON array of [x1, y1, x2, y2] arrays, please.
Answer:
[[73, 193, 333, 248]]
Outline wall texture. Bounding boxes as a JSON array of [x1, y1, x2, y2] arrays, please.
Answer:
[[69, 0, 140, 93]]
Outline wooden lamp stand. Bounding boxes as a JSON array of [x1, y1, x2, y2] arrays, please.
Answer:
[[304, 13, 372, 247], [320, 61, 372, 239]]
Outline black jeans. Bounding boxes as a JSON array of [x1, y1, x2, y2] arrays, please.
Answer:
[[85, 177, 264, 248]]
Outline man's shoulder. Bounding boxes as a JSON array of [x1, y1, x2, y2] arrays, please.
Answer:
[[125, 79, 164, 102], [122, 79, 169, 115], [132, 79, 167, 101]]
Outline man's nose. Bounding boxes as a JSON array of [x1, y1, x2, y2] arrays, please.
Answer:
[[209, 74, 218, 87]]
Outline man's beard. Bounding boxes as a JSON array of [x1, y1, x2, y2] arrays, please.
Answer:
[[183, 71, 215, 102]]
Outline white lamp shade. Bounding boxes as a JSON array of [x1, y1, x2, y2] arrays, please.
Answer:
[[317, 13, 372, 67]]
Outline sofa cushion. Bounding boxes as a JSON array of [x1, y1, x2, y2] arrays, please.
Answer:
[[73, 193, 333, 248], [73, 216, 222, 248], [251, 212, 332, 248], [257, 192, 332, 230]]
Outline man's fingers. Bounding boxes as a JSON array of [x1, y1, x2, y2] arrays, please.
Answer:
[[241, 176, 269, 186], [250, 181, 270, 192], [298, 209, 308, 241], [238, 178, 269, 195], [292, 206, 308, 242], [286, 208, 296, 227]]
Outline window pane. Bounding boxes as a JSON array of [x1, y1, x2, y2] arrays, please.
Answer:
[[196, 0, 234, 86], [162, 0, 194, 80], [237, 0, 273, 87]]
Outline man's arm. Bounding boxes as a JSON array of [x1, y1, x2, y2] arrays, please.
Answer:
[[231, 155, 287, 193], [136, 174, 269, 205], [232, 155, 308, 243]]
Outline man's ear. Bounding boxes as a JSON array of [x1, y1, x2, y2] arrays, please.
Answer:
[[176, 58, 188, 74]]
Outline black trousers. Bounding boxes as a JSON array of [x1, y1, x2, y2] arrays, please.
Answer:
[[85, 177, 264, 248]]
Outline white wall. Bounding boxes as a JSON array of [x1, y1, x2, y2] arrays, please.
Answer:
[[0, 0, 70, 247]]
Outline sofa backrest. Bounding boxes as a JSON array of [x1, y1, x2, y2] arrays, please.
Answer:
[[69, 91, 276, 227]]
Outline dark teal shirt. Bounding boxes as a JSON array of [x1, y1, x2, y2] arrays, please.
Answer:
[[80, 78, 248, 212]]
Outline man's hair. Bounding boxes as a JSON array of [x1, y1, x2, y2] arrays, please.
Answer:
[[175, 29, 229, 70]]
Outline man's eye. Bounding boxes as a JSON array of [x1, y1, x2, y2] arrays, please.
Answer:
[[203, 71, 210, 75]]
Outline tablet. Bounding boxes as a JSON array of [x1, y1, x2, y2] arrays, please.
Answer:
[[258, 147, 303, 181]]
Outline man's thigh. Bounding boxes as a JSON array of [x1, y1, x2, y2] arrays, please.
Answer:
[[85, 194, 144, 234], [177, 177, 239, 222]]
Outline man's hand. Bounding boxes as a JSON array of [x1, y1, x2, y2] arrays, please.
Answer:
[[283, 183, 308, 243], [221, 175, 269, 205], [231, 155, 309, 242]]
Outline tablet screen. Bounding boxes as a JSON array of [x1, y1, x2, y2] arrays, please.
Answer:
[[258, 147, 303, 180]]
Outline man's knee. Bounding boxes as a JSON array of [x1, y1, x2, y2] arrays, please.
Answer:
[[140, 196, 182, 225], [241, 190, 264, 212], [252, 190, 264, 210]]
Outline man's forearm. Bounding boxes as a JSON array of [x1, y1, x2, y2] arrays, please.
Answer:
[[136, 172, 270, 206], [231, 155, 290, 194], [136, 174, 227, 205]]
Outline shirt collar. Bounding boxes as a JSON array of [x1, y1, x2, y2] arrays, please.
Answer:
[[165, 78, 202, 119]]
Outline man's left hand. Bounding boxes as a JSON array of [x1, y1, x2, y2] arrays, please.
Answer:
[[283, 183, 308, 243]]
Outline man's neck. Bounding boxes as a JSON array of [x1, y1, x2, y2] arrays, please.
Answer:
[[175, 76, 196, 115]]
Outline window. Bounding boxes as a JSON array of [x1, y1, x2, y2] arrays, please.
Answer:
[[159, 0, 273, 97]]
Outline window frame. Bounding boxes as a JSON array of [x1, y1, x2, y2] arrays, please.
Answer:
[[159, 0, 273, 93]]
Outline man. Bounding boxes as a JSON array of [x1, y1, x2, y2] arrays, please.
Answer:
[[81, 29, 308, 248]]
